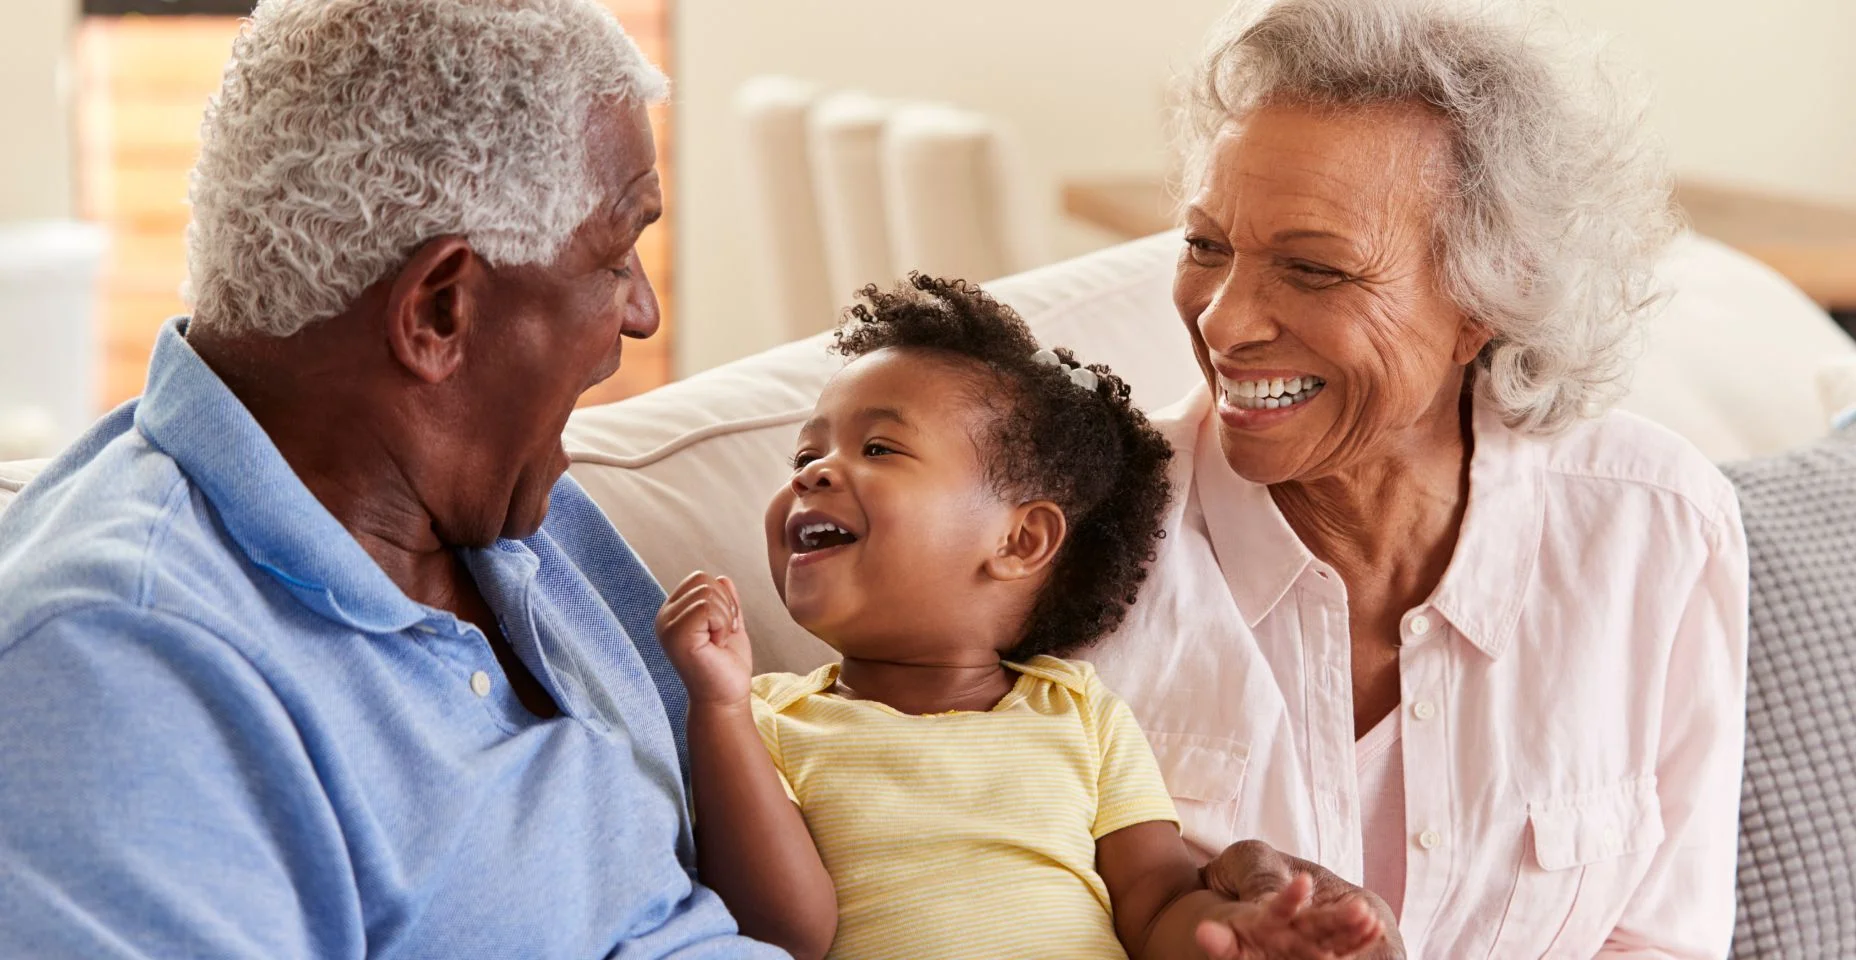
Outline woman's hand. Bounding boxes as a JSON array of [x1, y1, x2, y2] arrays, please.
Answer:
[[655, 571, 752, 707], [1204, 841, 1405, 960], [1196, 873, 1384, 960]]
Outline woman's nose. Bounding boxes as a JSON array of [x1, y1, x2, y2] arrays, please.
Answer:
[[1198, 269, 1279, 354]]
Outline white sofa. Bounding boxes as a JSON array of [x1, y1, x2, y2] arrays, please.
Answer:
[[1, 231, 1852, 672]]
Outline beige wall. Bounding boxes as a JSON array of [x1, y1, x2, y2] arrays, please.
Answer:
[[671, 0, 1856, 375], [0, 1, 76, 221], [1556, 0, 1856, 207]]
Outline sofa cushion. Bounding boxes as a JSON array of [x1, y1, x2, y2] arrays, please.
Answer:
[[1722, 427, 1856, 959], [1624, 236, 1855, 461]]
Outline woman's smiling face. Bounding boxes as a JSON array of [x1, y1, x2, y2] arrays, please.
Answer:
[[1174, 100, 1492, 485]]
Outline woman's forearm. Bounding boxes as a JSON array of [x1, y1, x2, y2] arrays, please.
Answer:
[[688, 701, 837, 960]]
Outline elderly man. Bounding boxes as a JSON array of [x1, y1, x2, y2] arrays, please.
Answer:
[[0, 0, 782, 957]]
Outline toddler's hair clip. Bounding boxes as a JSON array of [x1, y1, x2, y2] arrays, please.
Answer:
[[1032, 348, 1100, 393]]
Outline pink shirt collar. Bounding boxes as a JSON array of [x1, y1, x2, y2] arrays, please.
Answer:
[[1173, 384, 1543, 659]]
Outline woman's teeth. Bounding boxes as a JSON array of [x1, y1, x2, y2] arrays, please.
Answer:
[[1223, 376, 1325, 411]]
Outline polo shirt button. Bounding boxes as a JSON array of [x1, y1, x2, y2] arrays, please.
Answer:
[[1412, 700, 1437, 721], [470, 671, 492, 697], [1418, 829, 1443, 850], [1408, 614, 1432, 637]]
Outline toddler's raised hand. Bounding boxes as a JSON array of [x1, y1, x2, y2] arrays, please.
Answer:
[[656, 571, 753, 706], [1195, 873, 1385, 960]]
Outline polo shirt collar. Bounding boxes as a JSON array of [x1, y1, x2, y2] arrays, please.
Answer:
[[1192, 385, 1542, 659], [134, 317, 427, 634]]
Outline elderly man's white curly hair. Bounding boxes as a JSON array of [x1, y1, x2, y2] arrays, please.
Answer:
[[185, 0, 668, 338], [1183, 0, 1681, 434]]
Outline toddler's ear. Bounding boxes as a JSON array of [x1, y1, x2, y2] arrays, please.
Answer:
[[985, 501, 1066, 583]]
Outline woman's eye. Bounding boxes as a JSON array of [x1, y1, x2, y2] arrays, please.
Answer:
[[1187, 237, 1232, 267], [1285, 262, 1346, 286], [862, 442, 894, 458], [790, 451, 818, 470]]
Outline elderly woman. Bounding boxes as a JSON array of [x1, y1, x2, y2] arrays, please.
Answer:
[[1092, 1, 1749, 957], [0, 0, 782, 957]]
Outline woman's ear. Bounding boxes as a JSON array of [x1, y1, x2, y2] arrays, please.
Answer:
[[1453, 315, 1495, 366], [984, 501, 1067, 583], [384, 234, 483, 384]]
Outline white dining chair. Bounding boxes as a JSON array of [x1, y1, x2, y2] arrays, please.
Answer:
[[808, 90, 900, 311], [883, 102, 1048, 286], [734, 75, 836, 341]]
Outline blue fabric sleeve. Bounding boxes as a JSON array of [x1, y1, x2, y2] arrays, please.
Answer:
[[0, 605, 362, 959]]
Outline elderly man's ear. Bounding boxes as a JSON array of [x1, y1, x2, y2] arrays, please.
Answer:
[[384, 235, 487, 384]]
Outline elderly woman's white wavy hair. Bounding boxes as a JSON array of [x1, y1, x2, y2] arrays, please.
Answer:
[[1181, 0, 1681, 433], [185, 0, 668, 338]]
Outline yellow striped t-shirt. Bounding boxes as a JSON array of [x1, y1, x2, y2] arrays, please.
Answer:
[[749, 655, 1180, 960]]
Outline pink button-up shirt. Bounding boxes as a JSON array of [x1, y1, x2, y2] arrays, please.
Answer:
[[1089, 386, 1748, 959]]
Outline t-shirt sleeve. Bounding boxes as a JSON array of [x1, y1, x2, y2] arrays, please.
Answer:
[[1090, 678, 1181, 839], [749, 685, 798, 803]]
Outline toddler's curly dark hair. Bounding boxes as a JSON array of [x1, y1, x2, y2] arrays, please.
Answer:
[[834, 273, 1175, 662]]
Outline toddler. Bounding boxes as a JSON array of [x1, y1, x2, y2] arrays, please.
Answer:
[[656, 275, 1384, 960]]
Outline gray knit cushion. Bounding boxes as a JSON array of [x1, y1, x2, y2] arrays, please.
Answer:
[[1723, 426, 1856, 959]]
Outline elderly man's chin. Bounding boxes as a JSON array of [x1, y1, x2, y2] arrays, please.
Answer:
[[461, 441, 574, 544], [504, 442, 575, 540]]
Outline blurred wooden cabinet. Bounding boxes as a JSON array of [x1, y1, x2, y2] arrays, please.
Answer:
[[77, 1, 674, 409]]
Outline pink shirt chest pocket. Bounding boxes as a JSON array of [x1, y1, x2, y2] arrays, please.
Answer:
[[1491, 776, 1666, 959], [1146, 731, 1252, 861]]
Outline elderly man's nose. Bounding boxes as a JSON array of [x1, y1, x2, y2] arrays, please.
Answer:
[[622, 249, 661, 339]]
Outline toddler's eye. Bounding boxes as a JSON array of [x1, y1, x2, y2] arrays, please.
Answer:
[[790, 451, 819, 470], [863, 443, 894, 458]]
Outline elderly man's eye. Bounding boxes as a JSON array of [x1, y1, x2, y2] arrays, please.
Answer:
[[608, 266, 633, 280]]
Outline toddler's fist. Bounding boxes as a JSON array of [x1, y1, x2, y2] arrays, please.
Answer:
[[656, 572, 753, 706]]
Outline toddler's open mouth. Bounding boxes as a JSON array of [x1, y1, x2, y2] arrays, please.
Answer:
[[786, 509, 862, 557], [795, 521, 858, 553]]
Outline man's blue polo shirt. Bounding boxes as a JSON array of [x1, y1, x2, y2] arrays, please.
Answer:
[[0, 319, 782, 959]]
